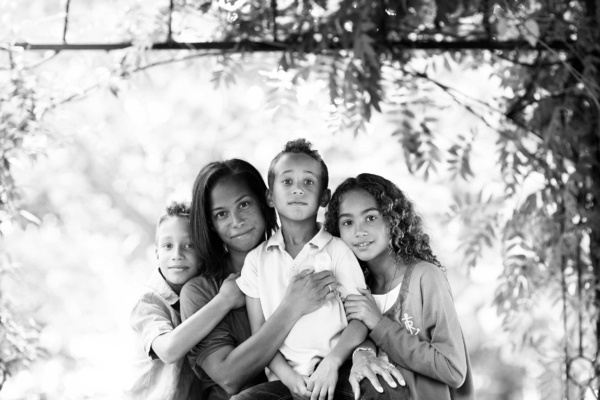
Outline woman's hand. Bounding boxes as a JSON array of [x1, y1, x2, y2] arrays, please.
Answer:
[[344, 287, 383, 330], [217, 273, 245, 309], [284, 270, 337, 316], [349, 351, 406, 400], [307, 358, 339, 400]]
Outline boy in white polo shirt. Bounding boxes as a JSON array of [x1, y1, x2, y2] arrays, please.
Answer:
[[236, 139, 368, 400]]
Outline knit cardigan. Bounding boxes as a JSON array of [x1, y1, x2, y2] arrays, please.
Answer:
[[369, 261, 476, 400]]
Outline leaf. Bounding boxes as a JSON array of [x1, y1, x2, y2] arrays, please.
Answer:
[[523, 19, 540, 47]]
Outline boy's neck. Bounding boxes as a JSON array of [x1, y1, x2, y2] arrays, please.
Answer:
[[280, 218, 320, 259]]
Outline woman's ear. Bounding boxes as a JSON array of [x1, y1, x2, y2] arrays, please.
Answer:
[[266, 188, 275, 208], [320, 188, 331, 207]]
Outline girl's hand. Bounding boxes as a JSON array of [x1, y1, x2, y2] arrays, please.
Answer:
[[282, 371, 311, 400], [349, 351, 405, 400], [307, 358, 339, 400], [285, 270, 337, 316], [218, 273, 245, 309], [344, 288, 383, 330]]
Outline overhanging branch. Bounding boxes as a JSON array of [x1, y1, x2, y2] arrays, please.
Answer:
[[12, 39, 575, 52]]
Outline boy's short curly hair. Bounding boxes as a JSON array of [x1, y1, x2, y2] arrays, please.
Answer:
[[267, 138, 329, 193], [156, 201, 191, 242], [324, 173, 443, 270]]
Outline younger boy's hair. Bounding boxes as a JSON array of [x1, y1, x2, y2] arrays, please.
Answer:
[[267, 138, 329, 192], [156, 202, 191, 242]]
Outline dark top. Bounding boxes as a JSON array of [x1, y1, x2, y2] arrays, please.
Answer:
[[180, 275, 267, 400]]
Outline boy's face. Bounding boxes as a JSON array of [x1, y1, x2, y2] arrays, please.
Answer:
[[267, 153, 331, 223], [156, 217, 198, 288]]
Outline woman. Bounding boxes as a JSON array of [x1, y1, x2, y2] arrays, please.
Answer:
[[325, 173, 475, 400], [180, 159, 338, 399]]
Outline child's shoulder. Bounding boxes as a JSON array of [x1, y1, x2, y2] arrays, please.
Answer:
[[411, 261, 448, 285]]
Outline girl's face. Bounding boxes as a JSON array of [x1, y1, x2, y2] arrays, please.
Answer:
[[337, 189, 391, 264], [156, 216, 199, 291], [210, 177, 267, 256]]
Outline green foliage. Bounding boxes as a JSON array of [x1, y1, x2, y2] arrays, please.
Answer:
[[1, 0, 600, 397]]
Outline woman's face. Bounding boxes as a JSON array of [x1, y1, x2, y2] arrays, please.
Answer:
[[209, 176, 266, 256], [337, 189, 391, 264]]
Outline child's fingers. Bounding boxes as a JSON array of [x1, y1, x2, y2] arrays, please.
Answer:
[[309, 382, 321, 400], [349, 375, 361, 400], [327, 385, 335, 400]]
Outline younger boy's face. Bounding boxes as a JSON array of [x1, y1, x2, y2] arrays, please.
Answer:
[[267, 153, 330, 223], [156, 217, 198, 290]]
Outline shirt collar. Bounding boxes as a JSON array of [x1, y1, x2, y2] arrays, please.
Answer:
[[266, 223, 332, 251], [145, 269, 180, 306]]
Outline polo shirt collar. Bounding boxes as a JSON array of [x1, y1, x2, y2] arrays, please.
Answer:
[[145, 269, 180, 306], [266, 223, 332, 251]]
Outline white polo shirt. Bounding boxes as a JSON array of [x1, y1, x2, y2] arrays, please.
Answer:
[[237, 224, 366, 378]]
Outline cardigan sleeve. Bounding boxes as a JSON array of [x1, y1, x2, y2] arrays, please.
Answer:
[[369, 266, 468, 388]]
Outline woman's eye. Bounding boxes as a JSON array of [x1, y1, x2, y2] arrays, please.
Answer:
[[239, 201, 250, 209], [304, 179, 314, 186], [214, 211, 226, 219], [366, 215, 377, 222], [162, 243, 172, 249], [282, 179, 292, 185], [184, 243, 194, 249], [340, 219, 353, 227]]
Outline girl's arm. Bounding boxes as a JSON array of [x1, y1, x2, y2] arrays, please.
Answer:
[[196, 271, 336, 395], [368, 267, 468, 388], [151, 274, 243, 364]]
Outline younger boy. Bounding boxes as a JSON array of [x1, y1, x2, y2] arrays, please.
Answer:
[[237, 139, 368, 399], [128, 202, 244, 400]]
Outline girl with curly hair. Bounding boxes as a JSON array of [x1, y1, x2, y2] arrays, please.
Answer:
[[324, 173, 475, 400]]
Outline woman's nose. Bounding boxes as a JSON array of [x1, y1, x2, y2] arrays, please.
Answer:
[[172, 246, 184, 259], [231, 212, 245, 227]]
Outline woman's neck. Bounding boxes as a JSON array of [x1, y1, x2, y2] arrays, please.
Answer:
[[227, 250, 248, 274]]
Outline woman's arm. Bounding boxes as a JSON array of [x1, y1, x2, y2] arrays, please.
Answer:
[[200, 270, 337, 395], [152, 273, 243, 364]]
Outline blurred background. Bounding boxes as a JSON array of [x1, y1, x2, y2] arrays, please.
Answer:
[[2, 1, 598, 399]]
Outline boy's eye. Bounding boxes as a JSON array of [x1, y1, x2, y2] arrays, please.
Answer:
[[304, 179, 314, 186], [162, 243, 173, 249], [282, 179, 292, 185], [340, 219, 353, 227], [184, 242, 194, 249]]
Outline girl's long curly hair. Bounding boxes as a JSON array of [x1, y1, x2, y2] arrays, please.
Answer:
[[324, 173, 444, 270]]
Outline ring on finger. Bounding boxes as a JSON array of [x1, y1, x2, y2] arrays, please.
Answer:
[[327, 284, 333, 293], [386, 364, 395, 372], [355, 374, 363, 381]]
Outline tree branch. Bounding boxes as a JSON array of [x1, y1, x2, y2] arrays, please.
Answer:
[[12, 39, 576, 52], [62, 0, 71, 43]]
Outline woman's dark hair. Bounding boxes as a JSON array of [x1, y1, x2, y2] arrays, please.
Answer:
[[190, 159, 278, 279], [324, 173, 443, 270]]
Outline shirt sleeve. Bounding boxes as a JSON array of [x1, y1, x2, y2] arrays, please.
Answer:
[[130, 292, 175, 360], [369, 266, 468, 388], [180, 277, 239, 369], [236, 247, 260, 298], [331, 240, 367, 300]]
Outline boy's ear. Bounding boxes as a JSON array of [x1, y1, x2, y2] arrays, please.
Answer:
[[266, 188, 275, 208], [320, 188, 331, 207]]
